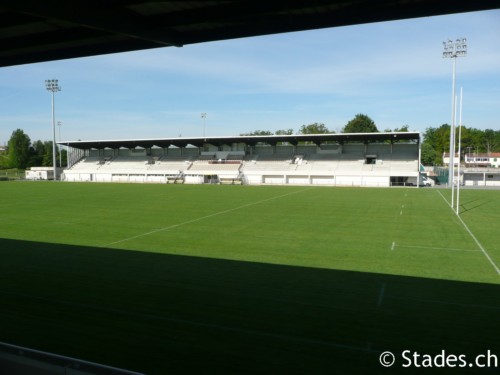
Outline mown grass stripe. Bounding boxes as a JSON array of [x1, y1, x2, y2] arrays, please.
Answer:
[[102, 187, 313, 247]]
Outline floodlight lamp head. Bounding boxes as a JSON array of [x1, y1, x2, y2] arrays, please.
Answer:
[[442, 40, 453, 57], [45, 78, 61, 92], [456, 37, 467, 57]]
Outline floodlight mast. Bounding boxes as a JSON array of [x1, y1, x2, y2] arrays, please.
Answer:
[[201, 112, 207, 137], [45, 79, 62, 181], [442, 38, 467, 207]]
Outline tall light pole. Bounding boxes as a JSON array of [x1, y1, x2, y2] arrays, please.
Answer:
[[57, 121, 62, 167], [45, 79, 62, 180], [442, 38, 467, 206], [201, 112, 207, 137]]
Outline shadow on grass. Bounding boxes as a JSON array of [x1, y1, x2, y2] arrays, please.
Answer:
[[0, 238, 499, 374], [460, 198, 494, 214]]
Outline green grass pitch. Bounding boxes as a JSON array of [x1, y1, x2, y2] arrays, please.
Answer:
[[1, 182, 499, 374]]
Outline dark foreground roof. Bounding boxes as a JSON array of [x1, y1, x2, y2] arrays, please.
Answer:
[[60, 132, 420, 150], [2, 1, 499, 67]]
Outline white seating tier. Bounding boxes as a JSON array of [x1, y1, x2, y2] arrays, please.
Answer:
[[65, 144, 418, 184]]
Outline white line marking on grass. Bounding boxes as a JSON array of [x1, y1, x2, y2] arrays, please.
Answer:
[[102, 188, 313, 248], [391, 242, 395, 251], [456, 214, 500, 275], [437, 190, 500, 275], [395, 244, 480, 252], [0, 290, 379, 354], [436, 189, 451, 206], [377, 283, 386, 308]]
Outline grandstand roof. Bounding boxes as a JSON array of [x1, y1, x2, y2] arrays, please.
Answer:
[[2, 1, 499, 68], [60, 132, 420, 150]]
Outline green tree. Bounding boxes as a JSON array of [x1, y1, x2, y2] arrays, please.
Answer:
[[240, 130, 273, 136], [7, 129, 31, 169], [30, 140, 46, 166], [483, 129, 498, 155], [298, 123, 330, 134], [0, 149, 9, 169], [420, 142, 437, 165], [463, 127, 483, 153], [42, 141, 54, 166], [422, 125, 500, 165], [275, 129, 294, 135], [393, 125, 410, 132], [28, 139, 67, 167], [458, 126, 472, 152], [423, 124, 451, 164], [342, 114, 378, 133]]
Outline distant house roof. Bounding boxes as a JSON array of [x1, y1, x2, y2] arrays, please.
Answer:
[[60, 132, 420, 150]]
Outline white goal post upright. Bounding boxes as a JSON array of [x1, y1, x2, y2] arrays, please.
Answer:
[[456, 87, 463, 215]]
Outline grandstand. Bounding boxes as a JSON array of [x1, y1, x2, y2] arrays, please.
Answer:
[[61, 132, 421, 187]]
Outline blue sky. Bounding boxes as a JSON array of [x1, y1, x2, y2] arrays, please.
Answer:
[[1, 10, 499, 145]]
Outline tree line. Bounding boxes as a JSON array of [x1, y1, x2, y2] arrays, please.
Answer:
[[241, 113, 380, 136], [3, 118, 498, 169], [241, 114, 499, 166], [421, 125, 500, 165], [0, 129, 67, 170]]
